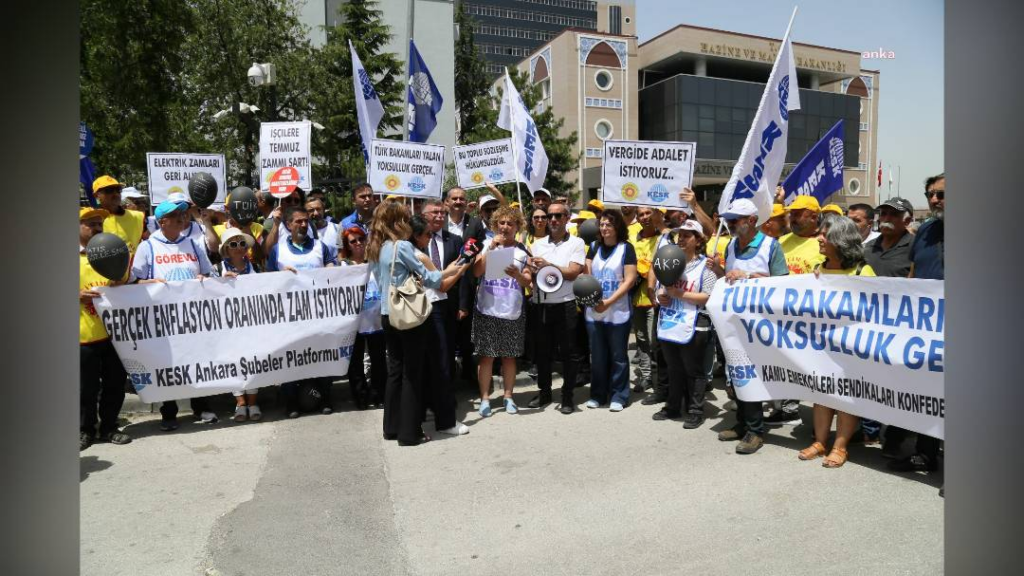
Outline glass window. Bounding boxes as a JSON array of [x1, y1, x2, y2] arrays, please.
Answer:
[[595, 70, 613, 91], [731, 108, 746, 122], [698, 132, 715, 155], [716, 107, 731, 123], [806, 115, 821, 137], [732, 83, 749, 108], [805, 92, 820, 115], [699, 78, 716, 105], [595, 119, 613, 140], [790, 113, 805, 132], [681, 78, 700, 104], [698, 104, 715, 119], [715, 134, 733, 160], [681, 130, 699, 144], [681, 107, 697, 130], [819, 95, 834, 116], [699, 118, 715, 132]]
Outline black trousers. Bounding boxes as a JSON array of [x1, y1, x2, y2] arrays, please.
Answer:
[[885, 426, 941, 461], [422, 304, 458, 430], [160, 396, 212, 421], [651, 312, 672, 397], [455, 307, 475, 382], [382, 315, 431, 443], [661, 330, 711, 415], [279, 377, 334, 413], [80, 340, 127, 436], [535, 301, 580, 404], [348, 332, 387, 406]]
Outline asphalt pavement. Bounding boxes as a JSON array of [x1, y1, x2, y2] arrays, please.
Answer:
[[81, 373, 943, 576]]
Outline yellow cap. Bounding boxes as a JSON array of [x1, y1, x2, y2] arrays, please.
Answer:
[[571, 210, 596, 223], [79, 207, 110, 221], [770, 203, 786, 218], [821, 203, 843, 215], [786, 195, 821, 212], [587, 199, 605, 211], [92, 175, 123, 194], [385, 194, 401, 201], [657, 208, 667, 214], [509, 201, 521, 209]]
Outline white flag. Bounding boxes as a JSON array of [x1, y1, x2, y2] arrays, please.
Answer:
[[496, 69, 548, 193], [718, 9, 801, 226], [350, 40, 385, 167]]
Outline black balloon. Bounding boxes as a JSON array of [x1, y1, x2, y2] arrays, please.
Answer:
[[653, 244, 687, 286], [577, 218, 599, 245], [188, 171, 218, 208], [86, 233, 130, 281], [572, 274, 603, 307], [228, 186, 259, 225]]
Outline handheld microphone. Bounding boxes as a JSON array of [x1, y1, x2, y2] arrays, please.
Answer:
[[459, 238, 480, 264]]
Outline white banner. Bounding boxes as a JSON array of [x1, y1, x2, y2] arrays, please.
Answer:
[[259, 121, 312, 192], [452, 139, 516, 189], [93, 266, 369, 403], [601, 140, 696, 208], [708, 275, 944, 439], [146, 153, 227, 204], [368, 139, 445, 198]]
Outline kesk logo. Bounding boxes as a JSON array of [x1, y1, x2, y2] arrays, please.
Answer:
[[471, 171, 485, 184], [828, 137, 844, 178], [488, 168, 504, 181], [647, 183, 669, 203], [778, 75, 791, 121], [122, 359, 153, 393], [408, 176, 427, 193], [384, 175, 401, 191], [724, 348, 757, 388], [621, 182, 640, 201]]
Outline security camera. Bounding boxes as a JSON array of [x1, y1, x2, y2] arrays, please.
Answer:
[[248, 63, 265, 87]]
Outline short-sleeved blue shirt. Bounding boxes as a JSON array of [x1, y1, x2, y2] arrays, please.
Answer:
[[909, 218, 944, 280]]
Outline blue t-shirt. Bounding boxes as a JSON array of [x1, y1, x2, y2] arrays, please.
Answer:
[[340, 211, 370, 233], [909, 218, 944, 280]]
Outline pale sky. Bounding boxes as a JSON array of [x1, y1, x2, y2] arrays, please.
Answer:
[[635, 0, 944, 209]]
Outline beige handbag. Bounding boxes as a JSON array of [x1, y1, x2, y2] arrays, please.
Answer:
[[386, 241, 432, 330]]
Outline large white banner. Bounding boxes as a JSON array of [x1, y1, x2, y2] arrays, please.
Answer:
[[146, 153, 227, 204], [708, 275, 944, 439], [93, 266, 368, 403], [259, 121, 312, 192], [601, 140, 696, 208], [368, 139, 445, 198], [452, 139, 516, 189]]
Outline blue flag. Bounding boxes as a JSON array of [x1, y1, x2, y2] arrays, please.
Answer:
[[406, 39, 443, 143], [782, 119, 846, 204], [79, 122, 98, 207]]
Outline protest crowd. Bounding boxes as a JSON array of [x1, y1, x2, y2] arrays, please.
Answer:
[[80, 171, 946, 493]]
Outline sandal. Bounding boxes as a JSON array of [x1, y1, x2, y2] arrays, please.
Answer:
[[798, 441, 826, 460], [823, 447, 849, 468]]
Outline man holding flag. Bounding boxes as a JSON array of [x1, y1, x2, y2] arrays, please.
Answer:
[[497, 69, 548, 207], [406, 39, 443, 143], [350, 40, 385, 167]]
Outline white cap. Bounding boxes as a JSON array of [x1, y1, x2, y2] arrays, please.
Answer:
[[720, 199, 758, 219], [672, 219, 705, 237], [478, 194, 499, 208], [121, 187, 145, 199], [533, 188, 551, 197], [167, 192, 190, 204]]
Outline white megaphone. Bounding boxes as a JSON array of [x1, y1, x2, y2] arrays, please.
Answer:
[[536, 266, 564, 294]]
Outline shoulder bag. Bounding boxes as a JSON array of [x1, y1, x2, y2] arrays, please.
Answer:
[[386, 241, 432, 330]]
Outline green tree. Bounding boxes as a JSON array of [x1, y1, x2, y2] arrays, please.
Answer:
[[453, 2, 489, 140], [461, 69, 579, 205], [309, 0, 405, 184]]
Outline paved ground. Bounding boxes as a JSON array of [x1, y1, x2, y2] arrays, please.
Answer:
[[81, 373, 943, 576]]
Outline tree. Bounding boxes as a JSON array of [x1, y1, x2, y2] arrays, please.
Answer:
[[453, 2, 489, 141], [460, 68, 579, 205], [309, 0, 405, 185]]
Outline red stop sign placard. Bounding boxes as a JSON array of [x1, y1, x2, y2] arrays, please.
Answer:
[[268, 166, 300, 198]]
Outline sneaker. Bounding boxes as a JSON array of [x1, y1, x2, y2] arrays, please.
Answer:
[[718, 428, 744, 442], [559, 403, 574, 415], [763, 410, 800, 426], [438, 422, 470, 435], [322, 406, 334, 415], [233, 406, 248, 422], [248, 405, 262, 421], [160, 419, 179, 432], [887, 453, 937, 473], [98, 429, 132, 445], [504, 398, 518, 414], [585, 399, 600, 409], [527, 393, 552, 408], [479, 399, 492, 418], [609, 402, 624, 412], [652, 408, 681, 421], [736, 431, 764, 454], [198, 411, 218, 424], [80, 431, 93, 451], [682, 414, 705, 429], [640, 394, 667, 406]]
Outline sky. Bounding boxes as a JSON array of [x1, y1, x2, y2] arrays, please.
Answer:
[[635, 0, 943, 210]]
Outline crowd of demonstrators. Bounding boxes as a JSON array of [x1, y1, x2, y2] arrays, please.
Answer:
[[82, 172, 944, 492]]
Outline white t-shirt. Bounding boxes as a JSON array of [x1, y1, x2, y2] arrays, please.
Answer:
[[531, 234, 587, 304]]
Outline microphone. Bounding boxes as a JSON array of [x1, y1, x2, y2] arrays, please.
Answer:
[[459, 238, 480, 264]]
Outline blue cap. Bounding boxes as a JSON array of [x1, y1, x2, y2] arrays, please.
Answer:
[[155, 200, 188, 218]]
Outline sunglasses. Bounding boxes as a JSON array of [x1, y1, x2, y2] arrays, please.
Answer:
[[924, 190, 944, 200], [225, 240, 248, 249], [347, 237, 365, 245], [548, 213, 568, 220]]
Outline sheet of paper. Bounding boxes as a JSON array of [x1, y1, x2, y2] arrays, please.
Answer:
[[485, 246, 515, 280]]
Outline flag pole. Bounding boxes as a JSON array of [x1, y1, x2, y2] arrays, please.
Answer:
[[504, 68, 525, 212], [897, 165, 901, 196]]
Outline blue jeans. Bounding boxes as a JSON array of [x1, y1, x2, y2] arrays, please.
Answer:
[[587, 320, 632, 406]]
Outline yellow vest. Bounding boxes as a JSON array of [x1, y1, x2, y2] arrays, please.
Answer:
[[820, 263, 877, 277], [705, 235, 731, 261], [779, 232, 826, 275], [103, 209, 146, 255], [630, 231, 661, 307], [627, 221, 643, 240], [80, 252, 113, 344]]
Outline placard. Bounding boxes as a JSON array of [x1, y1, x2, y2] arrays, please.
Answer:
[[259, 121, 312, 192], [452, 138, 516, 189], [601, 140, 696, 208], [368, 139, 445, 198], [146, 153, 227, 204]]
